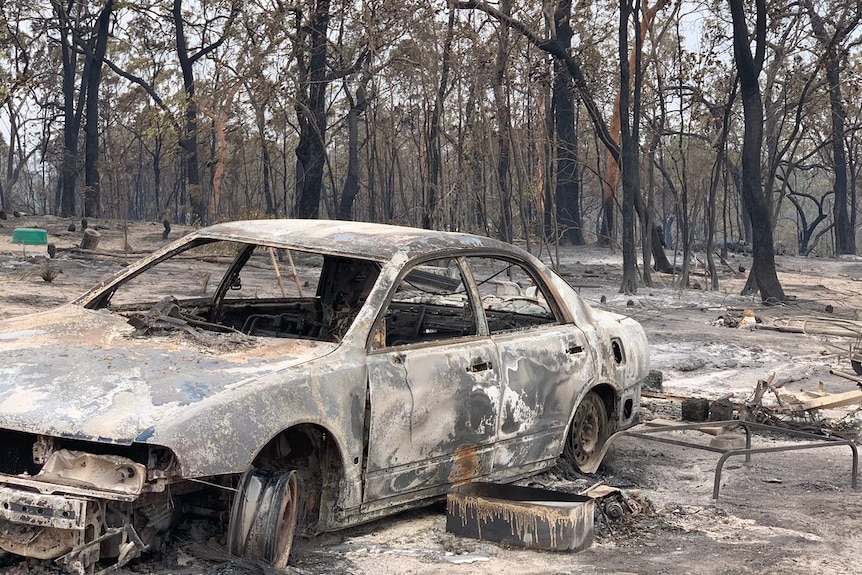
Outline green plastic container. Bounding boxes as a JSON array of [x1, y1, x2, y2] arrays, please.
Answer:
[[11, 228, 48, 245]]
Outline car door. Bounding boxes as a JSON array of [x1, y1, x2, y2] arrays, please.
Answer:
[[463, 256, 597, 475], [362, 257, 501, 508]]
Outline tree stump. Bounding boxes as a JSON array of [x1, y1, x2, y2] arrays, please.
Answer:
[[708, 398, 734, 421], [681, 398, 709, 422], [162, 219, 171, 240], [81, 228, 101, 251], [643, 369, 664, 391]]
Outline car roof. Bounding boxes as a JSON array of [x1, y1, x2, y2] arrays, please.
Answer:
[[195, 219, 516, 261]]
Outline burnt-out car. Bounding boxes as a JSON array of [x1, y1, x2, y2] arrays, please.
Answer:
[[0, 220, 648, 571]]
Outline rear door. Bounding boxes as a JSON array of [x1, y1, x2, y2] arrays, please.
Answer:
[[463, 256, 597, 474], [362, 257, 501, 507]]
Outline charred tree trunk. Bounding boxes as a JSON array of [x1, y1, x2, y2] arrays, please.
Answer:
[[645, 93, 673, 274], [803, 0, 858, 255], [82, 0, 113, 218], [602, 0, 671, 248], [295, 0, 331, 219], [493, 0, 514, 242], [153, 135, 163, 216], [172, 0, 236, 224], [551, 1, 584, 245], [58, 2, 81, 218], [730, 0, 785, 302], [338, 75, 370, 221], [422, 8, 455, 230], [705, 81, 738, 290], [173, 0, 204, 224], [618, 0, 641, 295]]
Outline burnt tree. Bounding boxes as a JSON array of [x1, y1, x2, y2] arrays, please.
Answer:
[[338, 72, 371, 221], [421, 7, 456, 229], [172, 0, 238, 225], [493, 0, 514, 242], [729, 0, 785, 302], [551, 0, 584, 245], [56, 0, 81, 218], [294, 0, 331, 219], [81, 0, 113, 218], [618, 0, 641, 295], [802, 0, 859, 255]]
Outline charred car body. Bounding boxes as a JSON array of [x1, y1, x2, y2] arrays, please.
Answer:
[[0, 220, 648, 571]]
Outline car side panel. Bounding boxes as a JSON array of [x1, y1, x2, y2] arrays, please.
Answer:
[[363, 338, 501, 504], [491, 324, 597, 472]]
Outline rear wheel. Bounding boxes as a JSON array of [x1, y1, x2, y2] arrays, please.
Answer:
[[227, 469, 300, 568], [564, 391, 609, 472]]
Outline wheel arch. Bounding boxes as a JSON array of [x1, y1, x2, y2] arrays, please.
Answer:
[[250, 422, 347, 531], [588, 382, 618, 428], [559, 382, 620, 473]]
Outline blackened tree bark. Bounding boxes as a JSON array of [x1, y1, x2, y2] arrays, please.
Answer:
[[82, 0, 113, 218], [172, 0, 237, 225], [421, 7, 455, 230], [57, 0, 81, 217], [729, 0, 785, 302], [295, 0, 331, 219], [618, 0, 641, 295], [493, 0, 514, 242], [602, 0, 670, 248], [802, 0, 859, 255], [551, 0, 584, 245], [338, 73, 371, 220]]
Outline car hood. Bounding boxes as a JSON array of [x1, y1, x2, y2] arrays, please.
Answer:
[[0, 305, 338, 444]]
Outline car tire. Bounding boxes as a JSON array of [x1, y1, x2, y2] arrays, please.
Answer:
[[564, 391, 609, 473], [227, 469, 300, 568]]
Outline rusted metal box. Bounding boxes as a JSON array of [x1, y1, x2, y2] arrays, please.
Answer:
[[446, 482, 595, 552]]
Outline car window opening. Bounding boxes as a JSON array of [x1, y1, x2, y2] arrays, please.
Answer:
[[94, 240, 381, 343]]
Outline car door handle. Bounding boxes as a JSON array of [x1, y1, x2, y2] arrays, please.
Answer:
[[566, 343, 584, 354], [392, 352, 405, 365], [467, 360, 493, 372]]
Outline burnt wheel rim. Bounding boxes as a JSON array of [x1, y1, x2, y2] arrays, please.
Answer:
[[568, 392, 608, 470], [227, 469, 300, 568], [268, 471, 300, 568]]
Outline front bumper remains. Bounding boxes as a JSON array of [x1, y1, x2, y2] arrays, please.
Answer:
[[0, 485, 146, 574]]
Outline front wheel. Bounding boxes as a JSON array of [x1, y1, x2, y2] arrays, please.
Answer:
[[226, 469, 300, 568], [564, 391, 609, 473]]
